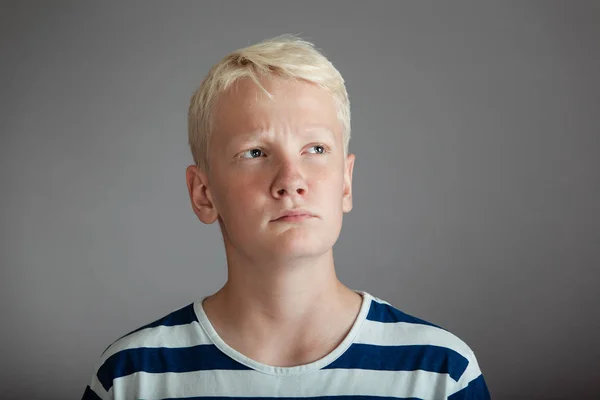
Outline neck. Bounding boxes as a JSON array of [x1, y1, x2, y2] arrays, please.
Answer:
[[201, 245, 362, 366], [219, 246, 346, 324]]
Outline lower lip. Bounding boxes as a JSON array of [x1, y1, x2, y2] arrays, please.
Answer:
[[275, 215, 313, 222]]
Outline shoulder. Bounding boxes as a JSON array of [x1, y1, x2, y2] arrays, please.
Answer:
[[358, 293, 491, 399], [99, 302, 201, 360], [85, 302, 205, 399]]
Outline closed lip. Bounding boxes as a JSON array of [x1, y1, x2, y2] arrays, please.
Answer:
[[273, 209, 316, 221]]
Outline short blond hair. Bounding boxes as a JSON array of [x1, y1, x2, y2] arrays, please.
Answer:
[[188, 34, 351, 171]]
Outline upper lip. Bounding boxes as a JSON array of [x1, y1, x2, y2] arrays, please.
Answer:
[[274, 209, 315, 220]]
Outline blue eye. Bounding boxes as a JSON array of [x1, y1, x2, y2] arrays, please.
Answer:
[[241, 148, 264, 159], [307, 145, 326, 154]]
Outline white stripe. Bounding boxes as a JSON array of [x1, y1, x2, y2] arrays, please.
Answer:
[[112, 368, 458, 400], [356, 319, 476, 362], [100, 322, 212, 362]]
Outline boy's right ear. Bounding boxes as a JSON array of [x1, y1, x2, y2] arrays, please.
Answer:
[[186, 165, 219, 224]]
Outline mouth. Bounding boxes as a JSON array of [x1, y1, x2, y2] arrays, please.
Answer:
[[272, 210, 316, 222], [273, 214, 314, 222]]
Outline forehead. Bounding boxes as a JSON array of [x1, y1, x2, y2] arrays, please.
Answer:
[[211, 76, 341, 144]]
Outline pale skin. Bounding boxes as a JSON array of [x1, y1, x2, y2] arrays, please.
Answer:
[[185, 76, 362, 367]]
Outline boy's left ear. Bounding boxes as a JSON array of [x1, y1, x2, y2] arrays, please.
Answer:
[[342, 153, 355, 213]]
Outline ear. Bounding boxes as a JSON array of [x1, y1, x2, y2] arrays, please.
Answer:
[[342, 153, 355, 213], [186, 165, 219, 224]]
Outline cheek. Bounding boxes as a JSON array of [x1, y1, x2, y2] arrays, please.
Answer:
[[219, 174, 266, 214], [310, 168, 344, 199]]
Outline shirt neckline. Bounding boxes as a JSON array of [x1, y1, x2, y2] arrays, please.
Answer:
[[193, 290, 372, 376]]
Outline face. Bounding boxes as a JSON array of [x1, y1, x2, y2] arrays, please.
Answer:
[[187, 76, 354, 264]]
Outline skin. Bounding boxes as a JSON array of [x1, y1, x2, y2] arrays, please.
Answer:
[[185, 75, 362, 367]]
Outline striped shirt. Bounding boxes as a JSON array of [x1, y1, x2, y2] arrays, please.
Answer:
[[82, 291, 490, 399]]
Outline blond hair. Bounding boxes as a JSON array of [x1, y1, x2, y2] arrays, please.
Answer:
[[188, 34, 351, 171]]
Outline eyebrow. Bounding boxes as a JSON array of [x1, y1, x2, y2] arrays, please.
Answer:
[[226, 127, 336, 152]]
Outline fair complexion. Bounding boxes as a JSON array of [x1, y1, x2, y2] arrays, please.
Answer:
[[185, 76, 362, 366]]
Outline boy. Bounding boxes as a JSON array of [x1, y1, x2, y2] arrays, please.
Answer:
[[82, 34, 490, 400]]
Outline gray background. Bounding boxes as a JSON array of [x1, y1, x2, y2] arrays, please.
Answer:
[[1, 1, 599, 399]]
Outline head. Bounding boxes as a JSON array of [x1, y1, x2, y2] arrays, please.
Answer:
[[186, 35, 354, 265]]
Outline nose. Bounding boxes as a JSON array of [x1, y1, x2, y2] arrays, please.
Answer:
[[270, 159, 308, 199]]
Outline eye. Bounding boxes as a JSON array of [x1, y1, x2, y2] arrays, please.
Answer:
[[306, 145, 326, 154], [240, 148, 264, 159]]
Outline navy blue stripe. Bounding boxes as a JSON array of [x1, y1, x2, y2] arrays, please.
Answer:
[[325, 343, 468, 382], [97, 344, 250, 391], [81, 386, 102, 400], [367, 301, 441, 328], [161, 397, 423, 400], [102, 303, 198, 355], [125, 303, 198, 334], [448, 374, 490, 400]]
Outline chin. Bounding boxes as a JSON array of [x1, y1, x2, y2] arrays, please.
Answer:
[[268, 230, 336, 258]]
